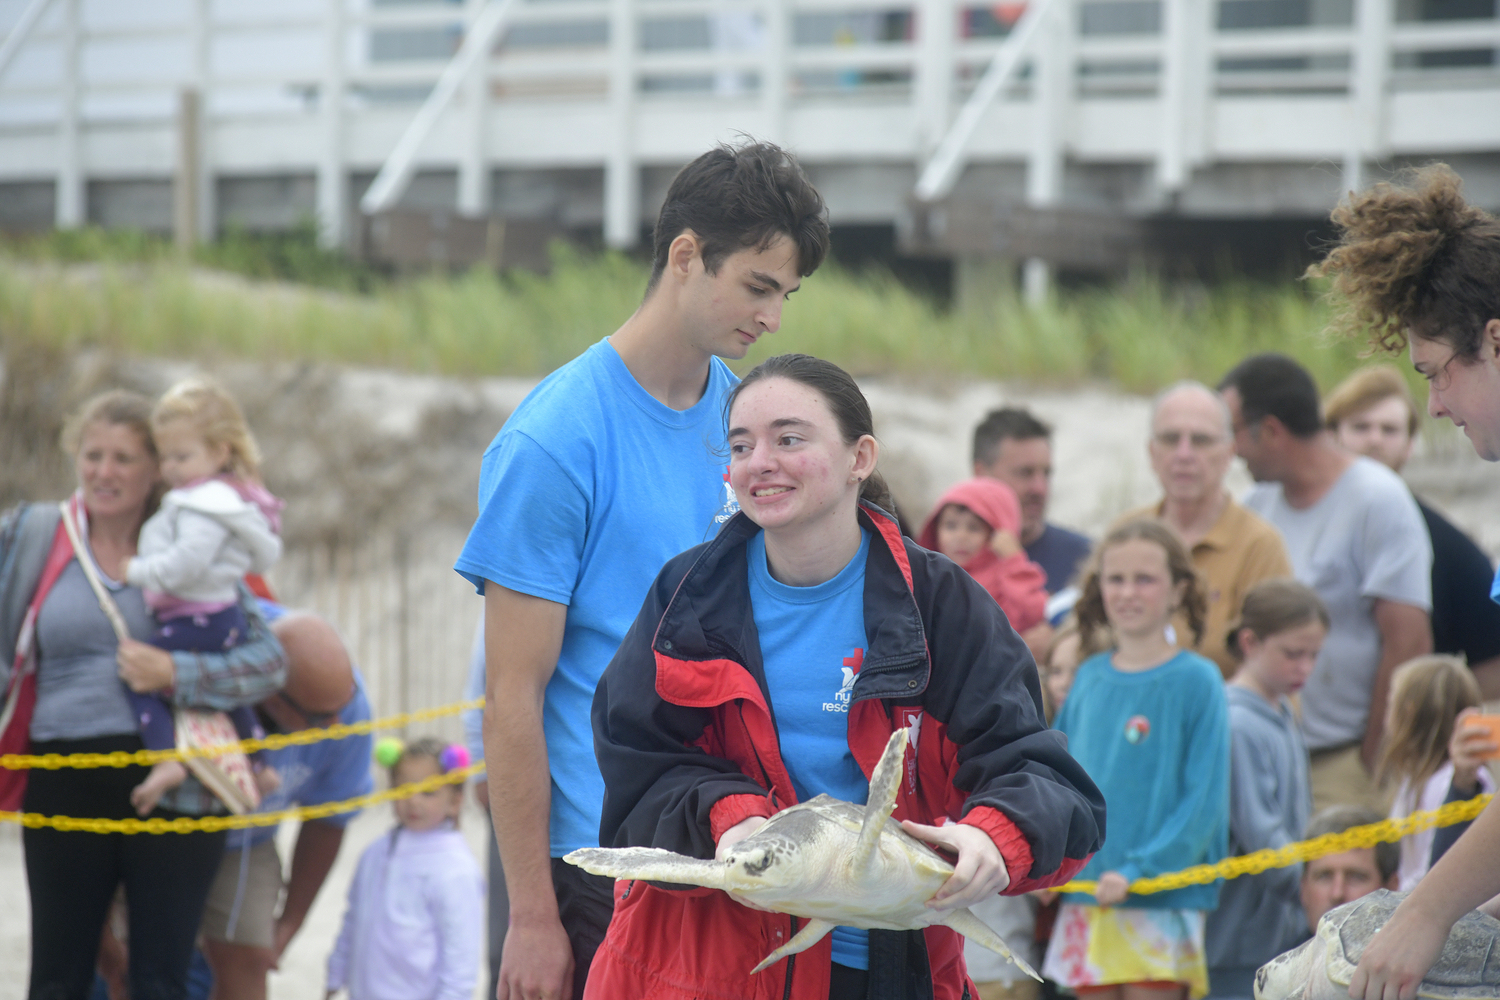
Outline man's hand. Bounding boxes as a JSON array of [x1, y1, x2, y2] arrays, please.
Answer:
[[1346, 899, 1449, 1000], [1094, 871, 1130, 907], [117, 639, 176, 692], [715, 816, 767, 860], [900, 819, 1010, 910], [474, 778, 491, 813], [498, 917, 575, 1000]]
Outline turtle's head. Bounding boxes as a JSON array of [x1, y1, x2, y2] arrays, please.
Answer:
[[1255, 935, 1320, 1000], [721, 843, 791, 891]]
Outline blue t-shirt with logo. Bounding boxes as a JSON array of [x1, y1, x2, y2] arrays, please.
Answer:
[[1052, 649, 1229, 911], [454, 338, 738, 855], [748, 527, 871, 970]]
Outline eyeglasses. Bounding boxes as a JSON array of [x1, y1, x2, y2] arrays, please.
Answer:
[[256, 689, 345, 734], [1152, 431, 1226, 451]]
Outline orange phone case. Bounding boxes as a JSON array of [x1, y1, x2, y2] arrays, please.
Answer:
[[1463, 714, 1500, 759]]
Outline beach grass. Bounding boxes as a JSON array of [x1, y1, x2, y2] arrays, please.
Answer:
[[0, 228, 1382, 392]]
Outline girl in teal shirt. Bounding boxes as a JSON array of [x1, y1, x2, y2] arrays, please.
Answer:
[[1041, 519, 1230, 1000]]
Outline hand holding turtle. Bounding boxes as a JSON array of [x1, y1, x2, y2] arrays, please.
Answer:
[[1345, 900, 1449, 1000], [900, 818, 1010, 910], [716, 816, 768, 860]]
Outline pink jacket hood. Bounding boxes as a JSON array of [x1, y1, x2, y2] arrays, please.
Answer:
[[918, 478, 1047, 633], [917, 478, 1023, 547]]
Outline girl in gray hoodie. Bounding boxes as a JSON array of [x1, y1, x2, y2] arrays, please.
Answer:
[[1205, 579, 1329, 999]]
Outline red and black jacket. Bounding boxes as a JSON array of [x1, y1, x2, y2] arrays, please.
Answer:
[[587, 503, 1104, 1000]]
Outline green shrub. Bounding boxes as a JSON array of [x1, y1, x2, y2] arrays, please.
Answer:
[[0, 237, 1388, 393]]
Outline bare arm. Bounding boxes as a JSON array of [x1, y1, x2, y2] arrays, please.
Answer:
[[1362, 599, 1432, 771], [484, 581, 571, 1000], [1349, 795, 1500, 999], [273, 819, 345, 965]]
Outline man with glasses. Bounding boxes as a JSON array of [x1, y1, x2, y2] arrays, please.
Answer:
[[193, 606, 373, 1000], [1114, 380, 1292, 677]]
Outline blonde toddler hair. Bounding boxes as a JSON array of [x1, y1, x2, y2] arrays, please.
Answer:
[[1378, 654, 1482, 792], [151, 377, 262, 481]]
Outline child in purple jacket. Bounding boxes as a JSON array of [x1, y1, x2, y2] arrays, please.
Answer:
[[326, 738, 484, 1000]]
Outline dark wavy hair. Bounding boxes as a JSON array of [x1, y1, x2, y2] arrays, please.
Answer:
[[725, 353, 895, 516], [1311, 162, 1500, 360], [648, 140, 830, 291]]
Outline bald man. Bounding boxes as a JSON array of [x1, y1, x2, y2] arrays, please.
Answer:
[[194, 606, 373, 1000], [1114, 381, 1292, 676]]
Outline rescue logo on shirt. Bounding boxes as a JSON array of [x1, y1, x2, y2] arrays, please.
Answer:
[[712, 471, 741, 526], [1124, 715, 1151, 744], [823, 648, 864, 713]]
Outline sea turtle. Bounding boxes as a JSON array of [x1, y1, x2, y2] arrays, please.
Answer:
[[565, 728, 1041, 978], [1255, 889, 1500, 1000]]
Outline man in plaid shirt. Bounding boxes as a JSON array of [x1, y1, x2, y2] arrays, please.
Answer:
[[191, 605, 374, 1000]]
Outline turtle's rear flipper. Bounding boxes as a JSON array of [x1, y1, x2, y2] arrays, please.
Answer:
[[751, 918, 836, 974], [943, 907, 1043, 982], [563, 847, 726, 889]]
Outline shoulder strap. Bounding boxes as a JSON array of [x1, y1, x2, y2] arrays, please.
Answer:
[[1, 513, 74, 732], [57, 499, 130, 643]]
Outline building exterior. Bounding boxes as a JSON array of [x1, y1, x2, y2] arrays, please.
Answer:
[[0, 0, 1497, 280]]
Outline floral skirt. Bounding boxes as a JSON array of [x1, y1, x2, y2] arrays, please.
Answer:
[[1040, 903, 1209, 999]]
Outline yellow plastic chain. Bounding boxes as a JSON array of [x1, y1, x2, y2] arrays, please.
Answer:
[[1, 691, 1490, 896], [0, 762, 487, 833], [0, 698, 485, 770], [1056, 792, 1492, 896]]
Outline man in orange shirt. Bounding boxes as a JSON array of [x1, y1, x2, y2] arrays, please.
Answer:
[[1115, 380, 1292, 677]]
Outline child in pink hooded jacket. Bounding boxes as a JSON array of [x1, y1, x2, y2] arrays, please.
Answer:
[[919, 478, 1049, 634]]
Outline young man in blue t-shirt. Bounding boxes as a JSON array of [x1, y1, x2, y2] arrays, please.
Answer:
[[453, 141, 829, 1000]]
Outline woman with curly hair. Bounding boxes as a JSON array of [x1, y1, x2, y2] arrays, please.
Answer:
[[1312, 163, 1500, 458], [1311, 164, 1500, 1000]]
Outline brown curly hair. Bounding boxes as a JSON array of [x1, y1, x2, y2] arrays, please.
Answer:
[[1074, 518, 1207, 653], [1310, 163, 1500, 359]]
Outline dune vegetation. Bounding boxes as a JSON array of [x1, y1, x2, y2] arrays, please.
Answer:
[[0, 225, 1386, 394]]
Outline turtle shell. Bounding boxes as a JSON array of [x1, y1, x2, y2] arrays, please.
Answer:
[[1321, 889, 1500, 999]]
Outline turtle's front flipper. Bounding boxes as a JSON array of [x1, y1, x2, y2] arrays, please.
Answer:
[[942, 907, 1042, 982], [563, 847, 726, 889], [751, 918, 836, 974], [853, 728, 909, 876]]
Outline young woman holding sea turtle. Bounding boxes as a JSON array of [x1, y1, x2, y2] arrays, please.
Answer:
[[584, 354, 1106, 1000], [1310, 163, 1500, 1000]]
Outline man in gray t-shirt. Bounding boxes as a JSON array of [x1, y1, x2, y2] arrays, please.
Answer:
[[1220, 355, 1432, 813]]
